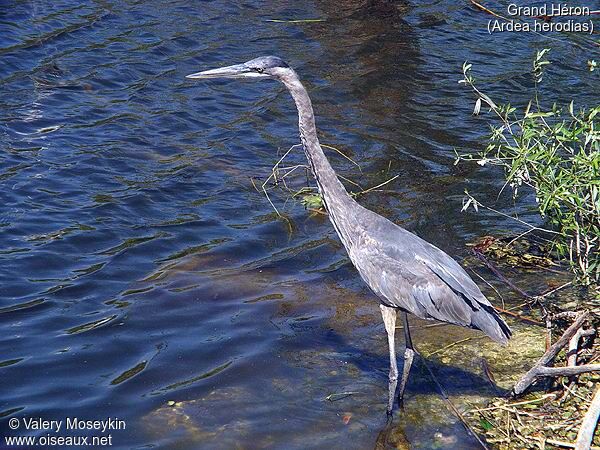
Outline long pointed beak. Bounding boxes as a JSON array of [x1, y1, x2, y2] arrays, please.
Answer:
[[186, 63, 251, 79]]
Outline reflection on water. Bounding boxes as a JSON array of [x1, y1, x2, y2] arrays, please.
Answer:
[[0, 0, 596, 448]]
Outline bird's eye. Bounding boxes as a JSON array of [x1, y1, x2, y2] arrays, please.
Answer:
[[256, 67, 264, 73]]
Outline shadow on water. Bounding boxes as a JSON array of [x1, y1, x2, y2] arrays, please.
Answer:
[[132, 248, 523, 449]]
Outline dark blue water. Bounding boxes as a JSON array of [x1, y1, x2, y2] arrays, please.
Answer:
[[1, 1, 597, 448]]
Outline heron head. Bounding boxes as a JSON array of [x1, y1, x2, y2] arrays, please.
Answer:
[[186, 56, 291, 81]]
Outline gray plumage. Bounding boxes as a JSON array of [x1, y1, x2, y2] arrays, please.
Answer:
[[187, 55, 511, 413]]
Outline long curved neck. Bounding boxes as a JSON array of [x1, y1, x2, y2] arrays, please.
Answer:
[[280, 71, 353, 214]]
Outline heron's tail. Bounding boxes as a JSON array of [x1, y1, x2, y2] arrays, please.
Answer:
[[472, 304, 512, 345]]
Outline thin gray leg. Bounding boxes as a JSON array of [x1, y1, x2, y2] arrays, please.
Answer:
[[380, 304, 398, 414], [398, 311, 415, 406]]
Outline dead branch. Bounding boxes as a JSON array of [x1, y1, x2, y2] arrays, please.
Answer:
[[554, 311, 580, 320], [512, 312, 592, 396], [536, 364, 600, 377], [568, 328, 596, 366], [575, 386, 600, 450], [549, 438, 600, 450]]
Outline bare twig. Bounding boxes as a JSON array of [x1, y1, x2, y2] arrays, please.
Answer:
[[427, 336, 483, 357], [549, 438, 600, 450], [494, 306, 544, 326], [468, 0, 510, 20], [473, 248, 535, 300], [355, 175, 399, 197], [307, 207, 327, 216], [535, 281, 573, 300], [418, 354, 490, 449], [337, 173, 363, 190], [567, 328, 596, 366], [480, 358, 500, 394], [553, 311, 580, 320], [512, 311, 591, 395], [265, 18, 325, 23], [469, 268, 505, 308], [575, 386, 600, 450], [255, 144, 303, 217], [534, 364, 600, 376], [468, 393, 556, 413], [463, 192, 560, 237], [321, 144, 362, 171], [325, 391, 360, 401]]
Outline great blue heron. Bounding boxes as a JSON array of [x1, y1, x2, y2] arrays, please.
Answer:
[[187, 56, 511, 413]]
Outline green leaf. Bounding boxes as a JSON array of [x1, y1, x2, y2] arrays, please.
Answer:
[[480, 419, 494, 431]]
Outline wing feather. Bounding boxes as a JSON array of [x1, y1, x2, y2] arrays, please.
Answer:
[[351, 245, 475, 327], [347, 215, 511, 344]]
